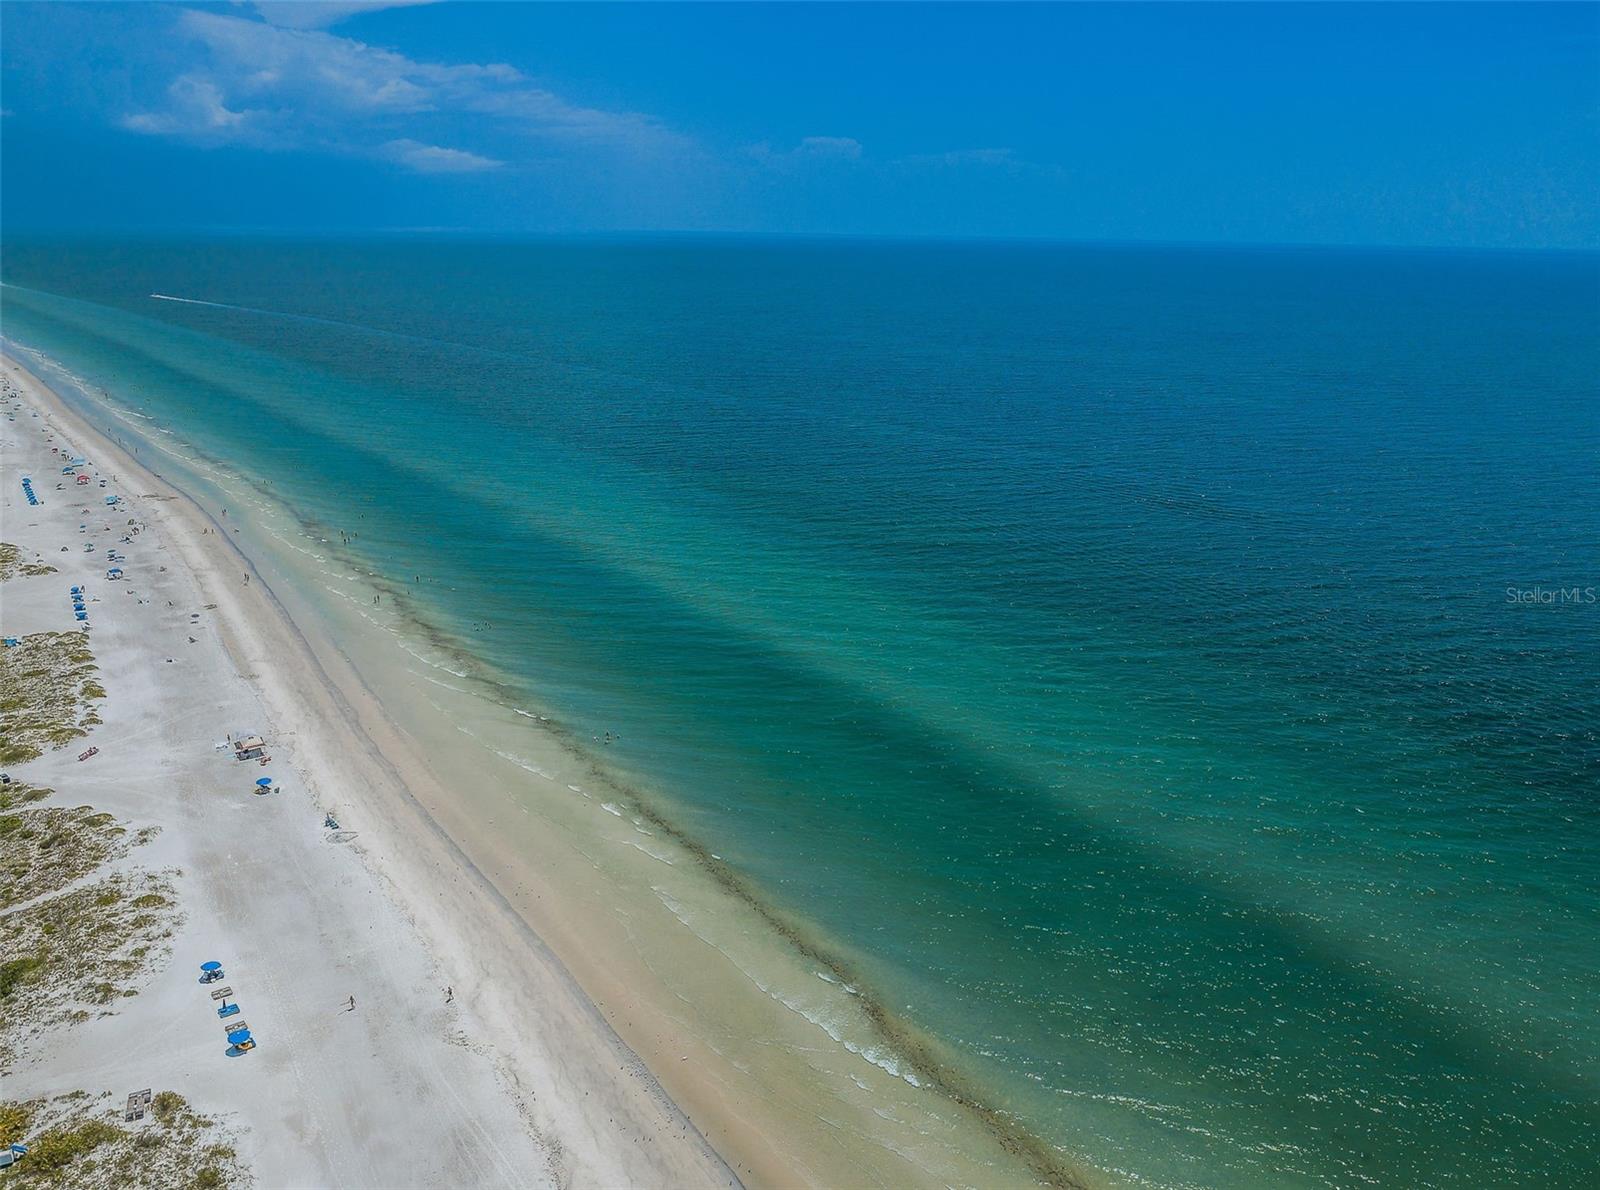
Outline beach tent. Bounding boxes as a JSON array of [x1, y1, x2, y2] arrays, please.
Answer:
[[106, 568, 124, 580]]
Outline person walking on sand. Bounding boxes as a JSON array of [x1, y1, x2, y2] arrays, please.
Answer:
[[348, 995, 356, 1012], [445, 986, 453, 1004]]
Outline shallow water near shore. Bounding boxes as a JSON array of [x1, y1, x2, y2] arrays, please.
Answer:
[[3, 236, 1598, 1187]]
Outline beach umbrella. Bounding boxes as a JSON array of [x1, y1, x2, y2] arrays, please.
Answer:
[[256, 777, 272, 788], [201, 961, 222, 973], [227, 1029, 252, 1045]]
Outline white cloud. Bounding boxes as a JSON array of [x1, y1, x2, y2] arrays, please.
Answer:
[[793, 136, 863, 160], [122, 10, 688, 162], [251, 2, 438, 32], [380, 137, 501, 173], [896, 147, 1017, 169], [747, 135, 865, 171], [122, 75, 253, 137]]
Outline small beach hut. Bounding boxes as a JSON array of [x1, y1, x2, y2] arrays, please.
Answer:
[[234, 735, 267, 760]]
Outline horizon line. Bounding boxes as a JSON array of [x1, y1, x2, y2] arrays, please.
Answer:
[[2, 225, 1597, 256]]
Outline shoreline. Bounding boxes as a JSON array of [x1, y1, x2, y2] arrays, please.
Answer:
[[4, 345, 1077, 1188], [2, 350, 745, 1187]]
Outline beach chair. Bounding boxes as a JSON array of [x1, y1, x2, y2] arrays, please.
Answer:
[[218, 1001, 240, 1019], [208, 985, 233, 1000], [124, 1088, 152, 1121]]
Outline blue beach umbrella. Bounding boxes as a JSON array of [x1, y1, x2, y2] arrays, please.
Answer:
[[201, 961, 222, 973], [227, 1030, 252, 1045], [256, 777, 272, 787]]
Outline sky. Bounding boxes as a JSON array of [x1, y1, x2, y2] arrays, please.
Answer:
[[1, 1, 1596, 248]]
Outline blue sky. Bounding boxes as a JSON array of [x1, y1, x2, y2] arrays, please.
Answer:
[[2, 1, 1596, 247]]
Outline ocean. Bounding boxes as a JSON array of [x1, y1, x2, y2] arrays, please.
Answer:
[[3, 236, 1596, 1187]]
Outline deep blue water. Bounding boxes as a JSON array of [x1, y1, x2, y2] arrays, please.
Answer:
[[3, 236, 1597, 1187]]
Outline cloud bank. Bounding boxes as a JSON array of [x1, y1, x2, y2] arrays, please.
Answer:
[[122, 9, 687, 172]]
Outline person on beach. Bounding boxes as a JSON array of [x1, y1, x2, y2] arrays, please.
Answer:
[[348, 995, 356, 1012], [445, 986, 453, 1003]]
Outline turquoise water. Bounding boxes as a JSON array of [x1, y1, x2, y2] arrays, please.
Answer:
[[3, 237, 1597, 1187]]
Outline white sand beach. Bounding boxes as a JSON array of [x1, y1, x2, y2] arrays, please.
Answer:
[[0, 353, 739, 1188]]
